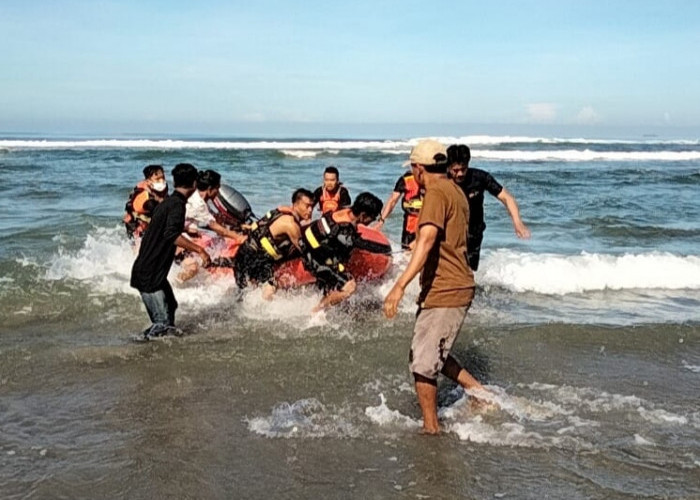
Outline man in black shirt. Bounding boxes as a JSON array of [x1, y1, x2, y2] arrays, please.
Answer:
[[447, 144, 530, 271], [130, 163, 211, 341]]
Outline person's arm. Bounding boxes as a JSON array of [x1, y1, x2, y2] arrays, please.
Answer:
[[374, 191, 401, 229], [208, 220, 247, 243], [496, 188, 531, 239], [163, 202, 211, 266], [174, 235, 211, 267], [272, 216, 304, 253], [383, 224, 439, 318]]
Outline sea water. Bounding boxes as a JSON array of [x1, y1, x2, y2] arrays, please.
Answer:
[[0, 134, 698, 499]]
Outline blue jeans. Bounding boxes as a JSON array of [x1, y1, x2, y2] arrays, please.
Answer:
[[139, 281, 178, 337]]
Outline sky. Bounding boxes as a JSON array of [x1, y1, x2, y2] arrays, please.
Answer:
[[1, 0, 699, 135]]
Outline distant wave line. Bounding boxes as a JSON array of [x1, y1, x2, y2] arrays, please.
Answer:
[[1, 135, 699, 151], [2, 140, 699, 162]]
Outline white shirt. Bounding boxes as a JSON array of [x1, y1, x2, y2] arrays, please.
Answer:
[[185, 190, 215, 232]]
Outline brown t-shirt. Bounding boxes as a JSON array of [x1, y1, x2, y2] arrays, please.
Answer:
[[417, 177, 475, 308]]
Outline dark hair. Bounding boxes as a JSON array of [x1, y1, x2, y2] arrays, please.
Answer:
[[196, 169, 221, 190], [172, 163, 198, 188], [292, 188, 314, 204], [423, 152, 449, 174], [447, 144, 471, 166], [324, 166, 339, 178], [351, 192, 383, 219], [142, 164, 164, 179]]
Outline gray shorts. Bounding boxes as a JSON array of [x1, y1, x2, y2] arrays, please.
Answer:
[[409, 305, 470, 380]]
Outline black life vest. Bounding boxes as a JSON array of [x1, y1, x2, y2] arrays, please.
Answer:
[[244, 206, 298, 261], [301, 210, 355, 273]]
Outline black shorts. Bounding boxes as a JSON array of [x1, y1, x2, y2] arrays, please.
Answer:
[[315, 266, 351, 293], [304, 254, 351, 293], [234, 245, 275, 288]]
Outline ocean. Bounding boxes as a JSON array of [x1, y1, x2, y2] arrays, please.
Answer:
[[0, 134, 698, 499]]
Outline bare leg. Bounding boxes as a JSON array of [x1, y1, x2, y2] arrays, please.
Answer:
[[441, 355, 496, 410], [414, 374, 440, 434], [312, 279, 356, 312]]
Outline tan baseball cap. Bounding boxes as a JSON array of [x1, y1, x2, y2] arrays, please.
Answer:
[[403, 139, 448, 167]]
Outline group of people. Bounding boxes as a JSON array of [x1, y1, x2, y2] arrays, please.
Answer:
[[125, 162, 384, 338], [124, 140, 530, 434]]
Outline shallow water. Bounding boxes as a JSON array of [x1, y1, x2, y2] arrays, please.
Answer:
[[1, 134, 699, 498]]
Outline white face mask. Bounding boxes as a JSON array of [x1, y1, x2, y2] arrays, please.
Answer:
[[151, 181, 167, 193]]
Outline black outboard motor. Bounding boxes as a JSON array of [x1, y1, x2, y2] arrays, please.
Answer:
[[211, 184, 256, 228]]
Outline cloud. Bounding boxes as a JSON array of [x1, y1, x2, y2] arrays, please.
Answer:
[[575, 106, 600, 124], [526, 103, 557, 123]]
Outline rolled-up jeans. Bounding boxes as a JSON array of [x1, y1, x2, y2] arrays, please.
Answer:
[[139, 281, 178, 337]]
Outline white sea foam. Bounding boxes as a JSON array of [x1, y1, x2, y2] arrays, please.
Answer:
[[364, 394, 420, 429], [681, 361, 700, 373], [0, 139, 409, 150], [39, 225, 394, 330], [633, 434, 655, 446], [637, 407, 688, 425], [480, 250, 700, 294], [474, 149, 700, 162], [280, 149, 318, 158], [247, 398, 359, 438], [428, 135, 700, 146]]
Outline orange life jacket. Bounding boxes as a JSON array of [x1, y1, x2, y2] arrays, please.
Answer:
[[123, 180, 154, 238], [401, 174, 423, 235], [401, 175, 423, 214], [319, 187, 342, 213]]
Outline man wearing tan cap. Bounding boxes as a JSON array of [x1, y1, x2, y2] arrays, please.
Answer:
[[383, 139, 492, 434]]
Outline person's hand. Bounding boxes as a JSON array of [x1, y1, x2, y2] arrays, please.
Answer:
[[199, 249, 211, 268], [383, 284, 405, 319], [514, 222, 531, 239]]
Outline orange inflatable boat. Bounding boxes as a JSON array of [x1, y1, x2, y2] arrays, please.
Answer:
[[203, 185, 393, 287]]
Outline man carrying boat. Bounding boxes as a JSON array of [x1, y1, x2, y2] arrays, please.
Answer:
[[233, 188, 314, 300], [300, 192, 382, 312]]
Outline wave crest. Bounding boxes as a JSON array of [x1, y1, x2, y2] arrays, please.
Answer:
[[480, 250, 700, 294]]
